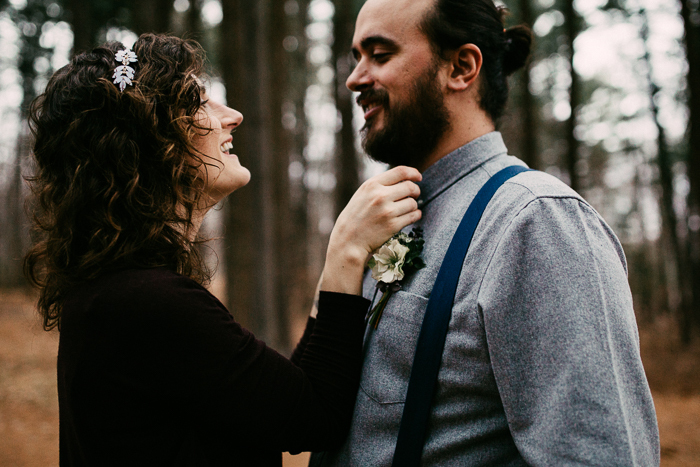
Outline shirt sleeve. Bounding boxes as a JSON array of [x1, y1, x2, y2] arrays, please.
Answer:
[[478, 196, 660, 466]]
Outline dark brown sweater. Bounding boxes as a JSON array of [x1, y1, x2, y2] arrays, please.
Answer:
[[57, 267, 369, 466]]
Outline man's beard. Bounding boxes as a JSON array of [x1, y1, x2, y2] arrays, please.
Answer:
[[359, 63, 450, 168]]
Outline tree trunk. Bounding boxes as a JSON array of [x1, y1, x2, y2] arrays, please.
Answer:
[[268, 0, 294, 353], [332, 0, 359, 215], [285, 0, 313, 341], [65, 0, 97, 53], [640, 9, 693, 344], [186, 0, 202, 39], [518, 0, 538, 169], [220, 0, 266, 339], [131, 0, 173, 35], [680, 0, 700, 334], [3, 0, 47, 287], [220, 0, 289, 352], [3, 133, 28, 287], [628, 166, 659, 323], [564, 0, 580, 192]]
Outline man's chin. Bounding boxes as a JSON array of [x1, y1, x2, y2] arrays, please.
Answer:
[[362, 119, 385, 136], [362, 132, 430, 168]]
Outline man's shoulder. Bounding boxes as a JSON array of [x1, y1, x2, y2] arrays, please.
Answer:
[[484, 167, 598, 223], [480, 167, 627, 270], [471, 165, 625, 261], [500, 168, 583, 204]]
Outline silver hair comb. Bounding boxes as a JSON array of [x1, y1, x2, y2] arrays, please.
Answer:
[[112, 48, 138, 92]]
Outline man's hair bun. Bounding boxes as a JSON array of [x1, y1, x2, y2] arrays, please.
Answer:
[[422, 0, 534, 121], [503, 25, 533, 76]]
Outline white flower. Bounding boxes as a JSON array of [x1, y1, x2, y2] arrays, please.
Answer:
[[370, 238, 411, 283], [367, 228, 425, 329]]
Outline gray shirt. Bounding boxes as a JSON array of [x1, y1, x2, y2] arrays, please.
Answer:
[[311, 132, 659, 466]]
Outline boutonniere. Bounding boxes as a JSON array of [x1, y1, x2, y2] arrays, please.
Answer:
[[367, 228, 426, 329]]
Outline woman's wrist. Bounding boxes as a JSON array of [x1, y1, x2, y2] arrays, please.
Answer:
[[321, 244, 368, 295]]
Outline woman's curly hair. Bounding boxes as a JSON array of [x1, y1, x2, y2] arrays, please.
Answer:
[[25, 33, 215, 330]]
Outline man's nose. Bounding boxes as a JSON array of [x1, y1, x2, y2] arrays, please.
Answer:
[[346, 60, 373, 92]]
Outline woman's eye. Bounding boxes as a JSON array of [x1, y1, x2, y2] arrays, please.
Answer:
[[200, 99, 209, 106]]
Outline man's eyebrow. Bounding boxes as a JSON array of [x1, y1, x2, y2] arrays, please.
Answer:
[[351, 35, 399, 57]]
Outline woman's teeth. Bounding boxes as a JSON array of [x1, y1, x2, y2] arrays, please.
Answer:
[[220, 141, 233, 153]]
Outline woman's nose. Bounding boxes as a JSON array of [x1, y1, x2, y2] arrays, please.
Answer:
[[222, 107, 243, 129]]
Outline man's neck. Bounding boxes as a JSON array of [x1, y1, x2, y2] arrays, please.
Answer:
[[418, 117, 495, 172]]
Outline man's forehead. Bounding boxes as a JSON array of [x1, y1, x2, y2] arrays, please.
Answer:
[[353, 0, 434, 48]]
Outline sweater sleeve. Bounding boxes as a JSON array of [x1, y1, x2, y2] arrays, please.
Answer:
[[290, 316, 316, 367], [148, 283, 369, 455], [478, 197, 659, 466]]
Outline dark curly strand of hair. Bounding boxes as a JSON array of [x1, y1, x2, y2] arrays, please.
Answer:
[[421, 0, 533, 123], [25, 34, 214, 331]]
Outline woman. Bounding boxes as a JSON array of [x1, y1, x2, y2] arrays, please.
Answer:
[[25, 34, 421, 466]]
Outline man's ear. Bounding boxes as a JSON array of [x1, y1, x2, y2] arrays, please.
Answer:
[[446, 44, 482, 92]]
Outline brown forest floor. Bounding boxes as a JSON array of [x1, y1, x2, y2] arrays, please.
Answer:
[[0, 289, 698, 466]]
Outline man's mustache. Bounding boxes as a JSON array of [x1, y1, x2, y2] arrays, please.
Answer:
[[356, 89, 389, 107]]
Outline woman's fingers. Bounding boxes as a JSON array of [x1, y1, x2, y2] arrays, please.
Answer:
[[363, 170, 421, 228], [329, 165, 422, 256], [394, 208, 423, 231], [361, 182, 419, 226], [391, 196, 419, 217], [321, 166, 423, 294], [386, 180, 420, 202], [385, 198, 421, 232], [360, 180, 419, 208], [373, 166, 422, 186]]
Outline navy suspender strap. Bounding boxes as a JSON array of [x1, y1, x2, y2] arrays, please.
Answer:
[[391, 165, 532, 467]]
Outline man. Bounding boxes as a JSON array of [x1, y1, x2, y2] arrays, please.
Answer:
[[311, 0, 659, 465]]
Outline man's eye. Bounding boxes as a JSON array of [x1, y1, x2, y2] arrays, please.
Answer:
[[372, 53, 390, 62]]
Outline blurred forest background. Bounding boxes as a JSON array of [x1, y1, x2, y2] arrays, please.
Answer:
[[0, 0, 699, 465]]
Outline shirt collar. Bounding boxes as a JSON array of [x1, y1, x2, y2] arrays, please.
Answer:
[[417, 131, 508, 207]]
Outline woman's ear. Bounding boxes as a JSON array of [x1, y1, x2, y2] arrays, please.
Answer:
[[446, 44, 482, 92]]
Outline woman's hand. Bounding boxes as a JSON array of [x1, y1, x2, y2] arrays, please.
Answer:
[[321, 166, 422, 295]]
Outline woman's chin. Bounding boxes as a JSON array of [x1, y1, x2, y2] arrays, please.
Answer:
[[231, 170, 252, 192], [216, 169, 252, 197]]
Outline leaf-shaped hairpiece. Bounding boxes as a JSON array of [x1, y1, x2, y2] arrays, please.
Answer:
[[113, 48, 138, 92]]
